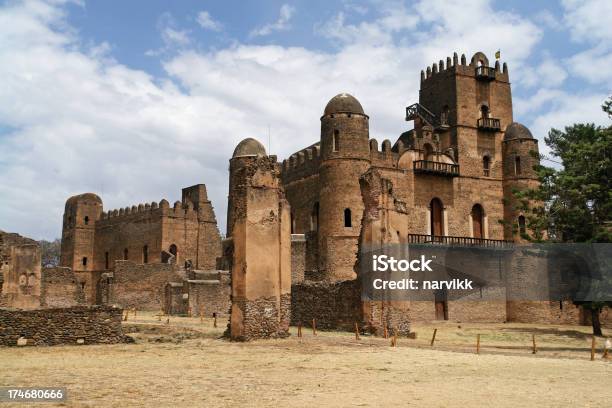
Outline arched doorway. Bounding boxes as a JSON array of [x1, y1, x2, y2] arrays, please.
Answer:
[[471, 204, 484, 239], [430, 198, 444, 238]]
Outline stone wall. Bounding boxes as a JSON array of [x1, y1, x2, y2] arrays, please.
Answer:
[[0, 306, 127, 346], [0, 230, 42, 309], [106, 261, 186, 310], [40, 267, 85, 308], [188, 271, 231, 317], [291, 280, 362, 331], [291, 234, 306, 283]]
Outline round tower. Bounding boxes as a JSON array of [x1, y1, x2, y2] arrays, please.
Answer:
[[226, 138, 267, 237], [60, 193, 102, 271], [501, 122, 540, 241], [318, 93, 371, 281]]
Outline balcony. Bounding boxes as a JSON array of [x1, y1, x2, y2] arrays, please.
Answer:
[[477, 117, 501, 131], [408, 234, 513, 248], [413, 160, 459, 177], [475, 66, 496, 81]]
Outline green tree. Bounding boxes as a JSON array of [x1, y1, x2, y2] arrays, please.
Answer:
[[513, 97, 612, 335]]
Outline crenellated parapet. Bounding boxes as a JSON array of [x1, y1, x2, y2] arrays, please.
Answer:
[[97, 198, 201, 226], [421, 51, 509, 85], [280, 142, 322, 184], [368, 138, 399, 168]]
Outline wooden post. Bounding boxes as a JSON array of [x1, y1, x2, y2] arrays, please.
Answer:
[[312, 318, 317, 336], [391, 329, 397, 347], [476, 334, 481, 355], [591, 336, 596, 361], [430, 329, 437, 347], [603, 339, 610, 359], [383, 326, 388, 339], [532, 334, 537, 354], [214, 315, 217, 328], [297, 322, 302, 338], [354, 322, 360, 341]]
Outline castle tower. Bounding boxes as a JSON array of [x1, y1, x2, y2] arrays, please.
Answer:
[[60, 193, 103, 272], [501, 122, 540, 241], [417, 52, 513, 178], [227, 138, 291, 340], [318, 93, 371, 281]]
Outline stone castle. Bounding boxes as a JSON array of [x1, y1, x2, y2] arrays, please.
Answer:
[[2, 52, 609, 342]]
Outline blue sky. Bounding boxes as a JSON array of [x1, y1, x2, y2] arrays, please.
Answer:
[[0, 0, 610, 240]]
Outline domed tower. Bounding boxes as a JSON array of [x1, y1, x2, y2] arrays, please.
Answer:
[[60, 193, 102, 271], [226, 138, 268, 237], [502, 122, 540, 241], [318, 93, 371, 281]]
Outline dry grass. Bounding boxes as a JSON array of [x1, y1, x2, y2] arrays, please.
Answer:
[[1, 312, 610, 408]]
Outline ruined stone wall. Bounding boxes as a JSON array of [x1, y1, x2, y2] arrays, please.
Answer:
[[106, 261, 186, 310], [291, 280, 361, 331], [188, 271, 231, 317], [228, 151, 291, 341], [0, 306, 126, 346], [0, 231, 42, 310], [40, 267, 85, 308], [291, 234, 306, 284]]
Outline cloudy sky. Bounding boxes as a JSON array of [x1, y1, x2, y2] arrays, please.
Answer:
[[0, 0, 610, 240]]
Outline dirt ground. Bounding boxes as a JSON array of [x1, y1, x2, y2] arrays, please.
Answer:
[[1, 312, 610, 408]]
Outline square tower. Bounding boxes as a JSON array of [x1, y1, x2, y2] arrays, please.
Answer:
[[416, 51, 513, 179]]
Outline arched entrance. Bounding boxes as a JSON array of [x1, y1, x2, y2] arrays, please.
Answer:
[[430, 198, 444, 238], [471, 204, 484, 239]]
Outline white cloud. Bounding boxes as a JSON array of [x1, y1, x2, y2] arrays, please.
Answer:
[[562, 0, 612, 44], [249, 4, 295, 37], [196, 10, 222, 32]]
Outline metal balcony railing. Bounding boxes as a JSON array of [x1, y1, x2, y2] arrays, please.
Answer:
[[413, 160, 459, 177], [477, 117, 501, 131], [408, 234, 513, 248], [475, 66, 496, 81]]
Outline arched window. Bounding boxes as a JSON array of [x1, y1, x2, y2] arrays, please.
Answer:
[[311, 202, 319, 231], [84, 216, 89, 225], [344, 208, 352, 227], [123, 248, 128, 260], [514, 156, 521, 175], [169, 244, 177, 257], [430, 198, 444, 237], [518, 215, 526, 236], [483, 156, 490, 177], [440, 105, 450, 126], [480, 104, 489, 119], [82, 257, 88, 268], [143, 245, 148, 264], [471, 204, 484, 239], [104, 252, 109, 269], [332, 130, 339, 152]]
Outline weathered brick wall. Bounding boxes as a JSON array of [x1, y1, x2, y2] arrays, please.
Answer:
[[291, 280, 361, 331], [107, 261, 186, 310], [188, 271, 231, 317], [0, 306, 127, 346], [40, 267, 85, 308]]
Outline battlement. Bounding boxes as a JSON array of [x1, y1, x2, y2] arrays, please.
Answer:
[[421, 51, 509, 84], [97, 199, 201, 225], [368, 138, 400, 167], [280, 143, 321, 183]]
